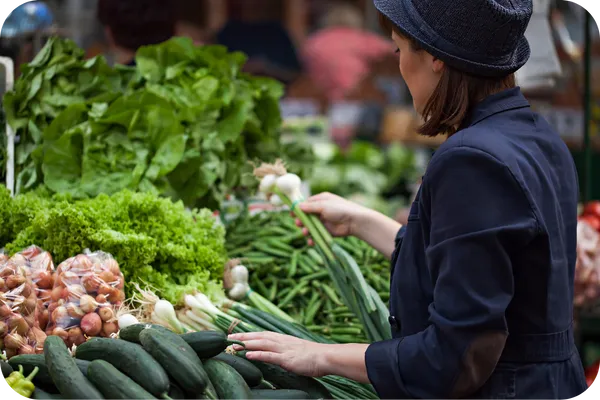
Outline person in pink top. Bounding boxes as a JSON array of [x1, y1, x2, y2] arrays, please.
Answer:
[[302, 2, 394, 102]]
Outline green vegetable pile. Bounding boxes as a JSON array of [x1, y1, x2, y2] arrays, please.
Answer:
[[0, 187, 226, 303], [226, 211, 390, 343], [3, 36, 308, 209]]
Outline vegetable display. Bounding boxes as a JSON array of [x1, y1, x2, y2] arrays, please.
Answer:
[[5, 322, 374, 399], [3, 36, 311, 210], [0, 188, 226, 303], [226, 210, 390, 342], [253, 161, 391, 343]]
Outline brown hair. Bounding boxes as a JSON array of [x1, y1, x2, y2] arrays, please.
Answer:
[[378, 12, 516, 137]]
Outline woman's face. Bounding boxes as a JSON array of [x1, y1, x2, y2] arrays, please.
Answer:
[[391, 31, 443, 114]]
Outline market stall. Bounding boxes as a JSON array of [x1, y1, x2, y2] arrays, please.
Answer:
[[2, 0, 600, 397]]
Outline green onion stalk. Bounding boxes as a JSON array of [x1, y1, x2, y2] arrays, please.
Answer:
[[253, 160, 391, 343]]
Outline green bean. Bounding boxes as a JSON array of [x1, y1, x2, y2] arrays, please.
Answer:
[[278, 281, 310, 308], [252, 243, 290, 258], [330, 306, 350, 314], [299, 270, 329, 282], [307, 248, 324, 265], [278, 287, 292, 298], [264, 238, 296, 252], [268, 281, 278, 301], [287, 251, 299, 278], [254, 279, 270, 298], [321, 284, 344, 306], [304, 299, 323, 325], [297, 257, 316, 274]]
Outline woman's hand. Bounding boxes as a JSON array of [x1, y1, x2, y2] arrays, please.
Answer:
[[228, 332, 371, 383], [298, 192, 368, 238], [229, 332, 327, 377], [298, 192, 401, 259]]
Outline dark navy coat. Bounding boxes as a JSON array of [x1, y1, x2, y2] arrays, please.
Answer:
[[365, 88, 588, 399]]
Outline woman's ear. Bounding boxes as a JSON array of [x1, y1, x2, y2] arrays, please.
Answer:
[[432, 58, 444, 74]]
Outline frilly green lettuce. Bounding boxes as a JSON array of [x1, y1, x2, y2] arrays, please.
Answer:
[[1, 187, 226, 304]]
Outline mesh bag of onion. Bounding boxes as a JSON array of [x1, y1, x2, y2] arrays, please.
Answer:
[[46, 251, 125, 346], [0, 253, 45, 359], [10, 246, 55, 331]]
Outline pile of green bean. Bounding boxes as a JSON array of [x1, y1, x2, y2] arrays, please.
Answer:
[[226, 211, 390, 343]]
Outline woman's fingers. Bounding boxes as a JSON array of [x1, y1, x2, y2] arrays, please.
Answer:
[[299, 200, 326, 215], [306, 192, 335, 202], [242, 339, 283, 353], [245, 351, 285, 365], [229, 331, 285, 342]]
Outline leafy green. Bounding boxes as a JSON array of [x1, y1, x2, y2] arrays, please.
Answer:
[[308, 141, 418, 216], [3, 37, 309, 209], [0, 186, 226, 304]]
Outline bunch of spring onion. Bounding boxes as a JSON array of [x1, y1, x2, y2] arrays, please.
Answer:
[[254, 160, 391, 343], [128, 286, 379, 400], [223, 259, 296, 324]]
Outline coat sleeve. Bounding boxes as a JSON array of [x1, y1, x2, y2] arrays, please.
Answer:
[[365, 146, 539, 399]]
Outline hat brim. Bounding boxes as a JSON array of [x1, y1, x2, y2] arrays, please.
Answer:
[[374, 0, 530, 77]]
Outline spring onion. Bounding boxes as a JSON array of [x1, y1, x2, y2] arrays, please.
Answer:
[[224, 260, 296, 323], [253, 160, 391, 342]]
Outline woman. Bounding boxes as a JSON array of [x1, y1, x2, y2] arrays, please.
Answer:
[[230, 0, 588, 398]]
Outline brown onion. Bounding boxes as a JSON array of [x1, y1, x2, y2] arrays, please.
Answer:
[[81, 313, 102, 336]]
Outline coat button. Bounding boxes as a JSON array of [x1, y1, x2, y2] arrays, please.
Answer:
[[388, 315, 399, 331]]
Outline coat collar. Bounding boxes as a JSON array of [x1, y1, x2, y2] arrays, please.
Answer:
[[462, 87, 530, 129]]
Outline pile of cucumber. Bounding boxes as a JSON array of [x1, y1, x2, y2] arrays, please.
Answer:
[[5, 324, 332, 400]]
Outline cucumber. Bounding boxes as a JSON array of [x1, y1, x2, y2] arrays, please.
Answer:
[[75, 359, 91, 377], [1, 360, 13, 378], [75, 337, 169, 397], [44, 336, 104, 399], [180, 331, 245, 359], [87, 360, 157, 399], [213, 353, 273, 388], [255, 381, 277, 390], [196, 380, 219, 400], [251, 389, 312, 399], [168, 383, 186, 400], [32, 387, 64, 400], [203, 359, 253, 400], [8, 354, 53, 386], [239, 352, 331, 399], [119, 323, 176, 343], [139, 328, 212, 397]]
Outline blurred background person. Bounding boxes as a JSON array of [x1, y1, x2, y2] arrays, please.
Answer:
[[302, 1, 394, 102], [96, 0, 176, 66], [216, 0, 302, 87]]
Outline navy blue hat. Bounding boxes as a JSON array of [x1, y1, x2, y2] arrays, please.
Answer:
[[374, 0, 533, 77]]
